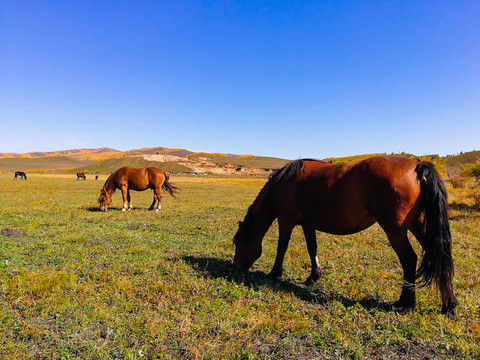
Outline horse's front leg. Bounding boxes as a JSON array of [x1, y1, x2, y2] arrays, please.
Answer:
[[268, 219, 295, 280], [121, 186, 129, 211], [302, 225, 321, 286]]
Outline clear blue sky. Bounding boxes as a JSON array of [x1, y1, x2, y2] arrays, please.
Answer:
[[1, 1, 479, 159]]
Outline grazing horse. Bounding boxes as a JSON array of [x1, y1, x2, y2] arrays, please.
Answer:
[[77, 172, 86, 180], [233, 156, 457, 316], [98, 167, 178, 211], [14, 171, 27, 180]]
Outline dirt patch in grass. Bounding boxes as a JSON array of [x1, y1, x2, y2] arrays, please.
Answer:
[[0, 228, 22, 237]]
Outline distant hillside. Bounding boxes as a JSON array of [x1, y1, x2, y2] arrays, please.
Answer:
[[445, 150, 480, 167], [1, 146, 478, 177], [443, 150, 480, 178], [0, 146, 290, 175], [324, 153, 389, 164], [0, 147, 120, 160], [68, 157, 192, 174], [0, 156, 90, 172], [186, 153, 290, 169]]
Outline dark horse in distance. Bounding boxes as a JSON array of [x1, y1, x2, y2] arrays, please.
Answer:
[[14, 171, 27, 180], [98, 167, 178, 211], [76, 172, 86, 180], [233, 156, 457, 316]]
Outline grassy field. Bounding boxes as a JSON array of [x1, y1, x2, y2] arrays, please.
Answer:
[[0, 173, 478, 359]]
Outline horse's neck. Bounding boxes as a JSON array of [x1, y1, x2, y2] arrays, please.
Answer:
[[104, 176, 116, 195], [247, 187, 277, 241]]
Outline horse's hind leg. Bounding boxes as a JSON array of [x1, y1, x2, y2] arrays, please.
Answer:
[[409, 217, 427, 249], [149, 188, 162, 211], [384, 227, 418, 312], [148, 197, 156, 211], [303, 225, 321, 286]]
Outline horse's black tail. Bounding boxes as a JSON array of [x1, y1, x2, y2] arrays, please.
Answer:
[[415, 162, 457, 315], [162, 172, 179, 198]]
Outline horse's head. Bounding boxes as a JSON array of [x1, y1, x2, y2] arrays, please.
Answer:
[[98, 189, 112, 211], [233, 220, 262, 272]]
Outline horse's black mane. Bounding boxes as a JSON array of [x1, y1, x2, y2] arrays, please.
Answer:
[[269, 158, 327, 184], [260, 158, 330, 203]]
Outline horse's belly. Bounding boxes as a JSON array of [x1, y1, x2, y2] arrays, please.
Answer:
[[312, 207, 377, 235], [128, 181, 149, 191]]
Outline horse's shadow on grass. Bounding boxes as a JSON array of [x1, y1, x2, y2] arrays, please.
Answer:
[[181, 255, 392, 313], [86, 206, 150, 212]]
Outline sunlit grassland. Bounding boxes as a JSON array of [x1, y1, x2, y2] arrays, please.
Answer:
[[0, 174, 478, 359]]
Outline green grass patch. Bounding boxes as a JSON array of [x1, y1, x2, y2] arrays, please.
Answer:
[[0, 174, 478, 359]]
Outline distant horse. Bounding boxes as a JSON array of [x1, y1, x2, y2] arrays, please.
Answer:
[[233, 156, 457, 316], [95, 175, 99, 180], [14, 171, 27, 180], [76, 173, 86, 180], [98, 167, 178, 211]]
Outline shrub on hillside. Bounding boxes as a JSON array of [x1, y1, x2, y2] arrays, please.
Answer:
[[462, 159, 480, 183]]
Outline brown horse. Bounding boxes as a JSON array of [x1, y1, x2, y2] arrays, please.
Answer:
[[77, 172, 86, 180], [14, 171, 27, 180], [98, 167, 178, 211], [233, 156, 457, 316]]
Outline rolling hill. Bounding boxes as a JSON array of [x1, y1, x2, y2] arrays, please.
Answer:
[[0, 147, 120, 160], [1, 146, 479, 177], [0, 146, 291, 175], [0, 156, 90, 172]]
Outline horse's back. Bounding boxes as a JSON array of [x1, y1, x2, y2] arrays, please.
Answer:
[[113, 167, 165, 190], [280, 156, 422, 234]]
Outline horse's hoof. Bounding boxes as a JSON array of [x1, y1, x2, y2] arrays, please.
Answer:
[[305, 272, 321, 286], [442, 308, 456, 319], [267, 271, 282, 280], [392, 305, 414, 314], [392, 300, 415, 314], [122, 208, 126, 212], [155, 209, 159, 212], [441, 300, 458, 318]]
